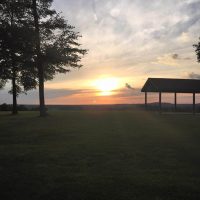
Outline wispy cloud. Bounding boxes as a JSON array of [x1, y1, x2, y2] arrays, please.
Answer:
[[125, 83, 134, 90], [172, 54, 179, 59], [188, 72, 200, 79]]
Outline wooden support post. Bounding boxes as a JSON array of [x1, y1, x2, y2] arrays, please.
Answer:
[[193, 93, 196, 115], [145, 92, 147, 110], [159, 92, 162, 112], [174, 92, 177, 111]]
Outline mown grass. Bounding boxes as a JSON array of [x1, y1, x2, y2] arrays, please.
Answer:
[[0, 110, 200, 200]]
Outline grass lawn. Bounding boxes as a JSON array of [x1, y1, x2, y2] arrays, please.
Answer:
[[0, 110, 200, 200]]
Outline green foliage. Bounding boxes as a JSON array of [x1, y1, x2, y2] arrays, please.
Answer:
[[0, 0, 38, 93], [0, 0, 87, 115], [0, 0, 87, 89], [31, 0, 88, 79]]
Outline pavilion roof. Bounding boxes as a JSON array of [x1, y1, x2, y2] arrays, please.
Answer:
[[141, 78, 200, 93]]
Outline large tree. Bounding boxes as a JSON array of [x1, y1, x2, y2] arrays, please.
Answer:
[[31, 0, 87, 116], [0, 0, 37, 114], [194, 37, 200, 63]]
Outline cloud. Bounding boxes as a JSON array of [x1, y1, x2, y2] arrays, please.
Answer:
[[184, 57, 192, 60], [92, 0, 98, 22], [0, 88, 99, 104], [172, 54, 179, 59], [154, 54, 180, 66], [171, 53, 192, 60], [154, 52, 193, 67], [110, 8, 121, 18], [172, 53, 191, 60], [188, 72, 200, 79], [125, 83, 134, 90]]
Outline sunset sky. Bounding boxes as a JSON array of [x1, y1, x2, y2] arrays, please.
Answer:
[[1, 0, 200, 105]]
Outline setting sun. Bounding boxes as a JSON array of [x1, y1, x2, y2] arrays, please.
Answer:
[[94, 77, 119, 96]]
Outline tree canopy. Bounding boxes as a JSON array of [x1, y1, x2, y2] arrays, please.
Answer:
[[194, 37, 200, 63], [0, 0, 38, 114], [0, 0, 87, 115]]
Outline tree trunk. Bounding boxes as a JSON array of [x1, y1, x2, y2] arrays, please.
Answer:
[[32, 0, 46, 117], [12, 76, 18, 115], [10, 5, 18, 115], [11, 43, 18, 115]]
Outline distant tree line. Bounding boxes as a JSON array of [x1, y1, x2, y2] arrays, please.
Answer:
[[0, 0, 87, 116], [0, 103, 28, 111]]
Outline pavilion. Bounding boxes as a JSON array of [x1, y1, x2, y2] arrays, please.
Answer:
[[141, 78, 200, 113]]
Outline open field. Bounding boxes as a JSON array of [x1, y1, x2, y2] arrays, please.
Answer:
[[0, 110, 200, 200]]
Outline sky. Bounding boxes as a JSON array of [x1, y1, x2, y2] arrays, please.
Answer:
[[1, 0, 200, 105]]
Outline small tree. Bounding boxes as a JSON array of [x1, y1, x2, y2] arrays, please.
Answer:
[[0, 0, 37, 114], [194, 37, 200, 63]]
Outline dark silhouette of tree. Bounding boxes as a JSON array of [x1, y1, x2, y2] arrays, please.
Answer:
[[32, 0, 46, 116], [0, 0, 87, 116], [194, 37, 200, 63], [0, 0, 37, 114], [30, 0, 87, 116]]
